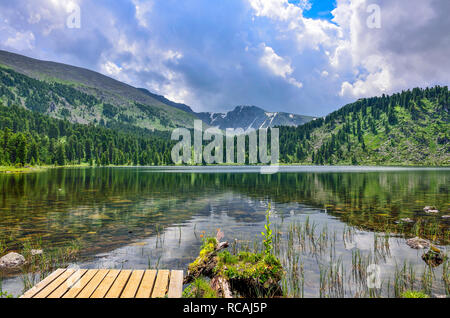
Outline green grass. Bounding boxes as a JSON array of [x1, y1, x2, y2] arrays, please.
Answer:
[[400, 290, 430, 298], [215, 251, 283, 284], [0, 166, 48, 174], [0, 163, 96, 174], [182, 277, 218, 298]]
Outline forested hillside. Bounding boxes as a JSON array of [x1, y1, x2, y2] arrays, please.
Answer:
[[1, 85, 448, 167], [0, 50, 199, 131], [279, 86, 449, 166], [0, 104, 174, 166]]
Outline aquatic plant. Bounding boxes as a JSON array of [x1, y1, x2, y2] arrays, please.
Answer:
[[261, 204, 274, 256], [17, 237, 83, 293], [0, 290, 13, 298], [214, 251, 284, 297], [185, 216, 284, 298], [182, 277, 218, 298], [0, 280, 13, 298], [443, 259, 450, 295], [0, 240, 7, 256], [400, 290, 429, 298]]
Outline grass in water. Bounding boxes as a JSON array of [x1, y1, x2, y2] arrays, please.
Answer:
[[400, 290, 429, 298]]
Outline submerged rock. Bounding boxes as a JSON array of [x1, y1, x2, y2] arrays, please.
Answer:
[[406, 237, 430, 249], [423, 206, 439, 214], [0, 252, 26, 269], [422, 249, 445, 267], [395, 218, 414, 224]]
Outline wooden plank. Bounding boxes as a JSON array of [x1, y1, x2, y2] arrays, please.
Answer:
[[151, 270, 170, 298], [105, 270, 132, 298], [63, 269, 98, 298], [33, 269, 77, 298], [120, 270, 145, 298], [167, 270, 184, 298], [90, 269, 120, 298], [135, 270, 157, 298], [48, 269, 88, 298], [76, 269, 109, 298], [20, 269, 66, 298]]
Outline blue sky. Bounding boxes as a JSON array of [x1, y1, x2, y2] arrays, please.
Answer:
[[0, 0, 448, 116], [294, 0, 336, 20]]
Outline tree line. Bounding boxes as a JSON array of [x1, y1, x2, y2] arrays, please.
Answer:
[[277, 86, 449, 165], [0, 85, 448, 167], [0, 104, 175, 167]]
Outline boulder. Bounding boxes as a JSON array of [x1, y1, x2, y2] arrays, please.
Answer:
[[0, 252, 26, 269], [406, 237, 430, 249]]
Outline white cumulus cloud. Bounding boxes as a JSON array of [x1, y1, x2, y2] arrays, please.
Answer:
[[259, 44, 303, 88], [0, 0, 448, 116]]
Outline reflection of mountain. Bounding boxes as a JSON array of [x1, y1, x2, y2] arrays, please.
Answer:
[[0, 168, 448, 254]]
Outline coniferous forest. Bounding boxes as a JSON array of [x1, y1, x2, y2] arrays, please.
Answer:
[[0, 104, 174, 167], [278, 86, 449, 166], [0, 60, 448, 167]]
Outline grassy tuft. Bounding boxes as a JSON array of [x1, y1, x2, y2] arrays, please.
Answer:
[[182, 277, 218, 298], [400, 290, 430, 298]]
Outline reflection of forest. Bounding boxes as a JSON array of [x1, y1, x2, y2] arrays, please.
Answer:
[[0, 168, 448, 253]]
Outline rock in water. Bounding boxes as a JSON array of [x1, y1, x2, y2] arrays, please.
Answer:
[[0, 252, 26, 269], [422, 250, 445, 267], [395, 218, 414, 224], [31, 249, 43, 256], [406, 237, 430, 249], [423, 206, 439, 214]]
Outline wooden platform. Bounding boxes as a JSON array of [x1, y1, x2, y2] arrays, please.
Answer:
[[20, 269, 184, 298]]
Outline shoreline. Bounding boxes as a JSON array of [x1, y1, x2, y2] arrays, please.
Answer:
[[0, 166, 49, 174], [1, 163, 449, 175], [0, 164, 91, 174]]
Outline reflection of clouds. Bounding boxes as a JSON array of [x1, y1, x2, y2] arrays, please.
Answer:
[[74, 198, 300, 271], [350, 232, 373, 251], [2, 200, 447, 297]]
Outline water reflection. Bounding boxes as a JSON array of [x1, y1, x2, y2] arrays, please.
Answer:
[[0, 167, 448, 252], [0, 167, 449, 297]]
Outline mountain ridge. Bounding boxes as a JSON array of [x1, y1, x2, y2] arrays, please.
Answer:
[[0, 83, 447, 167], [0, 50, 314, 131], [0, 50, 198, 131], [197, 105, 315, 130]]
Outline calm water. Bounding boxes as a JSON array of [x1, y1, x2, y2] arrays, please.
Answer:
[[1, 166, 449, 297]]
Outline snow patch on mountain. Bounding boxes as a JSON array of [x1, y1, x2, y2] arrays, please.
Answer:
[[196, 106, 315, 130]]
